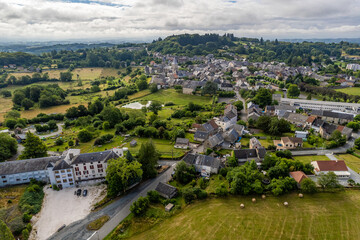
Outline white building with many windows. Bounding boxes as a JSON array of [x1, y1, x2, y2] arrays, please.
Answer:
[[0, 148, 125, 189]]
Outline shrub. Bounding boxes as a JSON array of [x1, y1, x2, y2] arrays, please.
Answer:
[[77, 129, 93, 142], [22, 213, 32, 223], [68, 140, 74, 147], [22, 228, 29, 240], [198, 178, 208, 190], [215, 183, 228, 197], [182, 188, 196, 204], [219, 168, 228, 177], [147, 190, 161, 203], [55, 138, 64, 146], [130, 197, 149, 216]]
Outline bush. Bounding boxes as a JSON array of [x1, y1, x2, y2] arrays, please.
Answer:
[[77, 129, 93, 142], [22, 229, 29, 240], [130, 196, 149, 216], [22, 213, 32, 223], [215, 183, 228, 197], [68, 140, 74, 147], [147, 190, 161, 203], [301, 178, 317, 193], [55, 138, 64, 146], [19, 181, 44, 215], [182, 188, 196, 204], [198, 178, 208, 189], [219, 168, 228, 177]]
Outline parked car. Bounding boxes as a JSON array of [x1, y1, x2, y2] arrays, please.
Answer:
[[83, 189, 88, 197], [76, 189, 82, 196]]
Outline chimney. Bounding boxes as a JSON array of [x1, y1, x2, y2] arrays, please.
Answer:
[[69, 153, 74, 159]]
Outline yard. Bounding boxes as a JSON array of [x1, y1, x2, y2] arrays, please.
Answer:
[[335, 87, 360, 96], [293, 155, 330, 164], [125, 137, 187, 158], [336, 154, 360, 173], [125, 190, 360, 240]]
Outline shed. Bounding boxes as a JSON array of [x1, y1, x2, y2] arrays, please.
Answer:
[[155, 182, 178, 199], [130, 140, 137, 147], [165, 203, 174, 212]]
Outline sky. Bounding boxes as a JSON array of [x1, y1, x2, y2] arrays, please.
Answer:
[[0, 0, 360, 42]]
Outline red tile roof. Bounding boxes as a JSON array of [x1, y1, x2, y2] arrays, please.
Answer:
[[290, 171, 308, 183], [336, 125, 345, 132], [306, 116, 316, 123], [315, 160, 348, 172]]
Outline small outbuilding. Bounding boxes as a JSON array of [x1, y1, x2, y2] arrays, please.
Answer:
[[155, 182, 178, 199], [165, 203, 174, 212], [174, 138, 190, 149], [130, 140, 137, 147]]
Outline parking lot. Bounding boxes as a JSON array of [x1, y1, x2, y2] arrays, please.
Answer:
[[30, 185, 106, 240]]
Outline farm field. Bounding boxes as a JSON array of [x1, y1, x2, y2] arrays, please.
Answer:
[[137, 89, 212, 106], [335, 87, 360, 96], [127, 191, 360, 240]]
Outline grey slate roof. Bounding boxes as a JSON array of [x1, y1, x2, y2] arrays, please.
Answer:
[[155, 182, 178, 199], [194, 130, 209, 140], [234, 149, 257, 159], [183, 153, 220, 169], [207, 133, 224, 148], [53, 160, 72, 171], [176, 138, 189, 145], [71, 150, 118, 164], [0, 156, 64, 175]]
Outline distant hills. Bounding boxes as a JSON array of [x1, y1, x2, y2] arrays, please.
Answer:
[[280, 38, 360, 44]]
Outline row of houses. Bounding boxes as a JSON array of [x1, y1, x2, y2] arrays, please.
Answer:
[[0, 148, 126, 188]]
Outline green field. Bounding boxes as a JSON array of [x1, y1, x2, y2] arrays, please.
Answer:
[[138, 89, 212, 106], [126, 191, 360, 240], [335, 87, 360, 96], [293, 155, 330, 164]]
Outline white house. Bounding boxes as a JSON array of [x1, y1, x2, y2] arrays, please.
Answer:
[[183, 153, 220, 175], [311, 160, 350, 179]]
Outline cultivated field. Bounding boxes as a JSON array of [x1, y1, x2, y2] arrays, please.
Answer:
[[129, 191, 360, 240], [336, 154, 360, 173], [335, 87, 360, 96]]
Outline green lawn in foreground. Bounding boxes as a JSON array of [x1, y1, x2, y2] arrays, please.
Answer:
[[293, 155, 330, 164], [138, 89, 212, 106], [335, 87, 360, 96], [127, 191, 360, 240], [336, 154, 360, 173]]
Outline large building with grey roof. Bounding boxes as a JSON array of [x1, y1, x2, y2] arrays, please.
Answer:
[[0, 148, 125, 189]]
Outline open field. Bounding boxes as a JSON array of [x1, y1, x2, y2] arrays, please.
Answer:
[[336, 154, 360, 173], [0, 185, 27, 210], [127, 191, 360, 240], [335, 87, 360, 96], [137, 89, 212, 106]]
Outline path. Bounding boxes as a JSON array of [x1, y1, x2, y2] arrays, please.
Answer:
[[34, 123, 64, 138], [235, 91, 247, 121], [48, 163, 176, 240]]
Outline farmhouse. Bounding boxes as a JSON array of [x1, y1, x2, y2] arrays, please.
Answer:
[[274, 137, 303, 150], [311, 160, 350, 179], [183, 153, 221, 174], [233, 148, 266, 164]]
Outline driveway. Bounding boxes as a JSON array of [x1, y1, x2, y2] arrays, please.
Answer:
[[48, 163, 176, 240], [35, 123, 64, 138], [235, 91, 247, 121]]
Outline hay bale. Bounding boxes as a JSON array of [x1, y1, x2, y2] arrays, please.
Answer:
[[299, 193, 304, 198], [261, 194, 266, 199], [252, 198, 256, 203], [240, 204, 245, 209], [284, 202, 289, 206]]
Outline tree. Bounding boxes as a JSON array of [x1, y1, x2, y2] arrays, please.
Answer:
[[301, 178, 317, 193], [147, 190, 161, 203], [202, 81, 218, 95], [0, 133, 18, 162], [317, 172, 341, 190], [5, 110, 20, 119], [19, 132, 47, 159], [0, 219, 15, 240], [215, 183, 228, 197], [130, 196, 149, 216], [77, 129, 93, 143], [12, 91, 25, 106], [100, 106, 123, 127], [126, 150, 134, 162], [253, 88, 272, 107], [355, 138, 360, 149], [137, 140, 159, 179], [148, 101, 162, 115], [347, 121, 360, 132], [233, 100, 244, 111], [354, 114, 360, 122], [60, 71, 72, 82], [268, 177, 297, 196], [21, 98, 34, 110], [149, 83, 158, 93], [287, 84, 300, 98], [174, 161, 196, 184], [136, 78, 148, 90], [227, 155, 238, 167], [102, 121, 110, 130], [106, 157, 143, 197]]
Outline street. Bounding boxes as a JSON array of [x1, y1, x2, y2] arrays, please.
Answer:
[[48, 162, 176, 240]]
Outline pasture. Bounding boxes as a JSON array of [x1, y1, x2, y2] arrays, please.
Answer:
[[335, 87, 360, 96], [125, 191, 360, 240]]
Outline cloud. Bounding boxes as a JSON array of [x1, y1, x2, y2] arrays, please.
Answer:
[[0, 0, 360, 41]]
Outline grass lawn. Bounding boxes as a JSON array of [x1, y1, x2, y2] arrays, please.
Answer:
[[0, 185, 27, 210], [124, 190, 360, 240], [336, 154, 360, 173], [125, 137, 187, 158], [138, 89, 212, 106], [335, 87, 360, 96], [293, 155, 329, 164]]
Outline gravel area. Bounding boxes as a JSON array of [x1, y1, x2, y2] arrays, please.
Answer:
[[30, 185, 106, 240]]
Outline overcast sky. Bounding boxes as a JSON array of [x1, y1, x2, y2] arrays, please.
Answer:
[[1, 0, 360, 42]]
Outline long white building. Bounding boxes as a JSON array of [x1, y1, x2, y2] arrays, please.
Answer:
[[0, 148, 125, 188], [280, 98, 360, 114]]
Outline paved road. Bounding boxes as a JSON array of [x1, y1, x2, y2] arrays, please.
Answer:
[[48, 163, 176, 240], [235, 91, 247, 121]]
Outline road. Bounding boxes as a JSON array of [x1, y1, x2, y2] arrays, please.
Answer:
[[34, 123, 64, 138], [48, 162, 176, 240], [235, 91, 247, 121]]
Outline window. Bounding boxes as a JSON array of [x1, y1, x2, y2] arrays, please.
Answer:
[[92, 170, 95, 174], [67, 169, 71, 172], [61, 170, 65, 173], [97, 164, 103, 168], [63, 179, 67, 183], [55, 171, 59, 174], [3, 180, 7, 183], [56, 180, 61, 183], [84, 166, 87, 170], [56, 175, 60, 179], [1, 176, 5, 179], [70, 183, 74, 185], [68, 174, 72, 177], [16, 179, 20, 181], [69, 179, 73, 182], [90, 165, 94, 169], [83, 171, 88, 175], [99, 169, 103, 173], [75, 167, 79, 171]]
